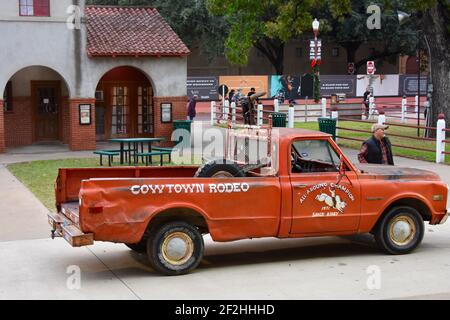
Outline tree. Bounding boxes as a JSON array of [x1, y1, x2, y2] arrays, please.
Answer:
[[208, 0, 448, 128], [416, 0, 450, 132], [86, 0, 229, 61], [207, 0, 318, 75], [321, 0, 417, 73]]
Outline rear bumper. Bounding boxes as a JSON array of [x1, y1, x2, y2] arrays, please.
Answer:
[[48, 212, 93, 247]]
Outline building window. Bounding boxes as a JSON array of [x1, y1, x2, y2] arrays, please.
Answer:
[[19, 0, 50, 17], [295, 47, 303, 58], [332, 47, 339, 57], [3, 82, 13, 112]]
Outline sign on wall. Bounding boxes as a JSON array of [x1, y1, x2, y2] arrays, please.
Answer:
[[187, 77, 219, 100], [79, 104, 91, 125], [367, 61, 375, 75], [320, 75, 357, 97]]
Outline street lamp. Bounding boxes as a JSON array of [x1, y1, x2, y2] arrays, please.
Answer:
[[312, 18, 320, 36], [311, 18, 321, 102]]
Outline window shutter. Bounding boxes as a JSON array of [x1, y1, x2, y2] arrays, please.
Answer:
[[33, 0, 49, 17]]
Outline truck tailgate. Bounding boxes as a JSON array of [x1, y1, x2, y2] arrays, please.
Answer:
[[48, 202, 93, 247]]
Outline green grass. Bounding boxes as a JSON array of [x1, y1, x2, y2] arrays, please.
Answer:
[[295, 121, 450, 164], [7, 154, 178, 211]]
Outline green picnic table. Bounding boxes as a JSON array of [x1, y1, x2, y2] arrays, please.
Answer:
[[108, 137, 165, 165]]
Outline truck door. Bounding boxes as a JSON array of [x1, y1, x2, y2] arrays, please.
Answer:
[[289, 138, 361, 234]]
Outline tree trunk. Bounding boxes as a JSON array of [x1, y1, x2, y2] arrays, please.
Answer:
[[423, 1, 450, 130], [255, 38, 284, 75], [342, 42, 361, 73]]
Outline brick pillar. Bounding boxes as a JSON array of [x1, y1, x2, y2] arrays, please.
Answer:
[[69, 98, 96, 151], [153, 96, 188, 146], [0, 100, 5, 153]]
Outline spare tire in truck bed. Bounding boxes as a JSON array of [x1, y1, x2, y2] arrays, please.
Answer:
[[194, 159, 245, 177]]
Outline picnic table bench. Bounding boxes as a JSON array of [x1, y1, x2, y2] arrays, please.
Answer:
[[136, 150, 172, 166], [93, 150, 120, 166]]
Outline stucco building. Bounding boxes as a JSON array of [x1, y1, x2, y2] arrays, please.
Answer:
[[0, 0, 189, 152]]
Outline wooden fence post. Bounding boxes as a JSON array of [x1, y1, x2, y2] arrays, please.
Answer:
[[436, 114, 446, 163], [211, 101, 216, 126], [288, 105, 295, 128]]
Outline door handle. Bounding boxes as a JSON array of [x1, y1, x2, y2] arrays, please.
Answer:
[[293, 183, 307, 188]]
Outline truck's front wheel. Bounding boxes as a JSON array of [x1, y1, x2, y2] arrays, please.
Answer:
[[374, 206, 424, 254], [147, 221, 204, 276]]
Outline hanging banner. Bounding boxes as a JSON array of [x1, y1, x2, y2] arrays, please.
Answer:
[[270, 75, 301, 101], [320, 75, 356, 97], [398, 75, 428, 96], [356, 74, 399, 97], [218, 76, 269, 98]]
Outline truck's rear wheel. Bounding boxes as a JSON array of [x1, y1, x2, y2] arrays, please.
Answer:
[[195, 160, 245, 178], [147, 221, 204, 276], [374, 206, 424, 254]]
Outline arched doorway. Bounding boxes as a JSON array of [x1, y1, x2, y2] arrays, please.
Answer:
[[95, 66, 154, 140], [2, 66, 71, 147]]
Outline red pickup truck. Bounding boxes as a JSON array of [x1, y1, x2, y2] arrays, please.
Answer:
[[48, 128, 448, 275]]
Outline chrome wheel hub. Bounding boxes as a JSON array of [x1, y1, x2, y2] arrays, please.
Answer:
[[162, 232, 194, 265], [390, 216, 416, 246]]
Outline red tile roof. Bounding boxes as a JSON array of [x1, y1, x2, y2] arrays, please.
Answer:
[[85, 6, 190, 57]]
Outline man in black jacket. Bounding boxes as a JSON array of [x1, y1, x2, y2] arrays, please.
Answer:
[[358, 124, 394, 165]]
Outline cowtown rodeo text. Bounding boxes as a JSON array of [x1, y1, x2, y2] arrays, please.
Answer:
[[130, 182, 250, 195]]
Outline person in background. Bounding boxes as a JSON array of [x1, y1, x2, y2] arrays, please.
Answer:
[[247, 87, 259, 104], [228, 89, 235, 103], [358, 124, 394, 165], [187, 95, 197, 121], [363, 86, 371, 119]]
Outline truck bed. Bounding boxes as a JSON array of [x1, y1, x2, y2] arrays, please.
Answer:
[[55, 166, 199, 205]]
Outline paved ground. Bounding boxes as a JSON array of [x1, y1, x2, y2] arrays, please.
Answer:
[[0, 139, 449, 300]]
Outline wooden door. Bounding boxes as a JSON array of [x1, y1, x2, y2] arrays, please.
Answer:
[[135, 85, 154, 137], [34, 83, 59, 141]]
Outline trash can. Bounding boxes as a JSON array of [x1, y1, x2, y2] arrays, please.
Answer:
[[318, 117, 337, 141], [272, 112, 287, 127], [173, 120, 192, 146]]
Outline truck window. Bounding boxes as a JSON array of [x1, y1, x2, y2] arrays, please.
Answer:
[[291, 139, 340, 173]]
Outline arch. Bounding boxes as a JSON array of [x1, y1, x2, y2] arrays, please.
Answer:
[[1, 65, 72, 147], [1, 65, 72, 98], [93, 66, 155, 140], [91, 65, 157, 98]]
